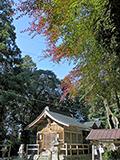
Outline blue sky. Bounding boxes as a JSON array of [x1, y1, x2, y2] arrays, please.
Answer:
[[13, 15, 74, 79]]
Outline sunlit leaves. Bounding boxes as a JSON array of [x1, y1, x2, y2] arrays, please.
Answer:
[[17, 0, 120, 108]]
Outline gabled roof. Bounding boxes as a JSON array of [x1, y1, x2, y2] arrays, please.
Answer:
[[86, 129, 120, 141], [25, 107, 99, 130]]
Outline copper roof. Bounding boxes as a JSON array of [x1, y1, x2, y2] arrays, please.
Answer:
[[86, 129, 120, 141]]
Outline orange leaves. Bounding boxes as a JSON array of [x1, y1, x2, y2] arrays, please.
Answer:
[[61, 77, 74, 99], [61, 68, 80, 99], [17, 0, 77, 62], [37, 17, 46, 33], [45, 42, 72, 62], [16, 0, 91, 98]]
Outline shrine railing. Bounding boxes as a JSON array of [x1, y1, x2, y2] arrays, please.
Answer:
[[26, 143, 90, 156], [60, 143, 90, 156]]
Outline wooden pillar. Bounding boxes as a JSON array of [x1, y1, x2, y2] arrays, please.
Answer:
[[76, 145, 79, 156], [65, 143, 68, 156], [26, 144, 28, 155], [70, 132, 72, 144], [70, 144, 72, 156], [99, 145, 102, 160], [92, 144, 94, 160], [100, 152, 102, 160]]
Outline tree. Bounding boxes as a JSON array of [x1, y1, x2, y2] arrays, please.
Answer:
[[1, 55, 61, 144], [21, 55, 36, 71], [0, 0, 21, 142], [1, 52, 88, 152], [17, 0, 120, 128], [0, 0, 21, 72]]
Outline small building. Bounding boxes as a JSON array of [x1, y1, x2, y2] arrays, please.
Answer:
[[25, 107, 100, 159], [86, 129, 120, 160]]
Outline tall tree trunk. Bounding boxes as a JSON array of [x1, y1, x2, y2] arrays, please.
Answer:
[[103, 98, 112, 129], [115, 90, 120, 111], [103, 98, 119, 129]]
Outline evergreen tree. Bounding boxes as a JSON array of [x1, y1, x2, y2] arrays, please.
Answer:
[[0, 0, 21, 142], [0, 0, 21, 72]]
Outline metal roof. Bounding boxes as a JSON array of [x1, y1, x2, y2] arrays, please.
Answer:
[[86, 129, 120, 141], [26, 107, 98, 130], [48, 110, 84, 127]]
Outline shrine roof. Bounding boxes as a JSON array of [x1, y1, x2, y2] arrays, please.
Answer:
[[25, 107, 99, 130], [86, 129, 120, 141]]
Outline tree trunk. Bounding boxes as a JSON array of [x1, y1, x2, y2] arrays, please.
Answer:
[[103, 98, 119, 129], [103, 98, 112, 129], [115, 90, 120, 111], [0, 106, 5, 143]]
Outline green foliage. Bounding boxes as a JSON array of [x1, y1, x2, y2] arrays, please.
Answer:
[[0, 0, 21, 73], [0, 0, 21, 143], [3, 70, 60, 123], [17, 0, 120, 127], [103, 149, 120, 160], [1, 51, 88, 153], [103, 150, 112, 160], [88, 98, 107, 126], [20, 55, 36, 71]]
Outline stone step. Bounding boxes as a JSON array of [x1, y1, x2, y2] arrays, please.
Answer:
[[39, 155, 51, 160]]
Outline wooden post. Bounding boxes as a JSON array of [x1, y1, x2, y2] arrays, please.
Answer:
[[70, 132, 72, 144], [92, 144, 94, 160], [99, 145, 103, 160], [100, 151, 102, 160], [37, 144, 39, 155], [26, 144, 28, 155], [70, 144, 72, 156], [82, 144, 84, 154], [76, 144, 78, 156], [65, 143, 68, 156]]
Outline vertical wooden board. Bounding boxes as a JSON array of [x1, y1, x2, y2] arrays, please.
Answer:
[[37, 120, 64, 150]]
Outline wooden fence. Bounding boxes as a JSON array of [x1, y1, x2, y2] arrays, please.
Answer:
[[26, 144, 39, 155], [60, 143, 90, 157], [26, 143, 90, 155]]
